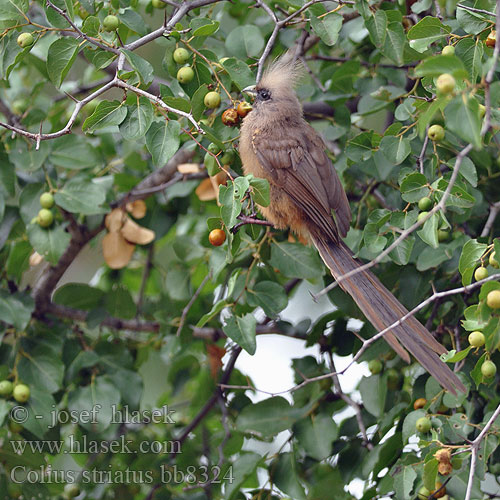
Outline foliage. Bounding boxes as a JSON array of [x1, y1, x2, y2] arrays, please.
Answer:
[[0, 0, 499, 499]]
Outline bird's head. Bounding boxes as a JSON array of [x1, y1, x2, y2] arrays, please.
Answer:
[[243, 50, 303, 116]]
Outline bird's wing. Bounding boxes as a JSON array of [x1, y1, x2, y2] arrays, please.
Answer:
[[251, 123, 351, 239]]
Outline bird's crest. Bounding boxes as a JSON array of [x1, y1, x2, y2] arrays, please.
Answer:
[[258, 49, 304, 91]]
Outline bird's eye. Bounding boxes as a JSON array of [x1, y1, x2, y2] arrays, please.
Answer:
[[258, 89, 271, 101]]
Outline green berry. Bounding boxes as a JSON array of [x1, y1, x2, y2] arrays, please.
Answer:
[[103, 15, 119, 32], [17, 32, 34, 48], [468, 331, 485, 347], [417, 211, 429, 222], [418, 486, 431, 500], [441, 45, 455, 56], [40, 192, 55, 209], [489, 252, 499, 268], [436, 73, 456, 95], [37, 208, 54, 228], [418, 196, 432, 211], [151, 0, 166, 8], [416, 416, 431, 433], [486, 290, 500, 309], [8, 420, 23, 434], [428, 124, 445, 142], [207, 142, 221, 155], [220, 150, 235, 165], [13, 383, 30, 403], [204, 91, 222, 109], [64, 483, 80, 498], [474, 266, 488, 281], [478, 104, 486, 118], [173, 48, 190, 64], [438, 229, 450, 242], [481, 360, 497, 378], [177, 66, 194, 84], [0, 380, 13, 397], [368, 359, 383, 374]]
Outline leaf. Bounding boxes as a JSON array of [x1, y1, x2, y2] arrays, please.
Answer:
[[54, 178, 107, 215], [145, 121, 181, 167], [119, 97, 154, 140], [346, 132, 374, 161], [122, 49, 154, 86], [191, 18, 219, 37], [423, 458, 439, 491], [105, 286, 137, 319], [441, 346, 472, 363], [53, 283, 105, 310], [83, 100, 127, 133], [0, 292, 34, 330], [455, 38, 484, 83], [26, 223, 71, 265], [82, 16, 100, 37], [46, 38, 80, 87], [457, 5, 489, 34], [0, 0, 28, 21], [270, 452, 307, 500], [225, 25, 264, 59], [119, 8, 148, 35], [196, 299, 228, 328], [458, 239, 487, 285], [359, 375, 387, 417], [448, 156, 477, 187], [366, 9, 387, 46], [235, 396, 308, 436], [444, 95, 482, 149], [223, 453, 262, 500], [247, 281, 288, 318], [248, 175, 270, 207], [219, 177, 249, 228], [407, 16, 451, 52], [414, 55, 469, 79], [269, 241, 324, 280], [417, 212, 439, 248], [383, 22, 405, 66], [379, 135, 411, 165], [18, 353, 64, 394], [50, 135, 102, 169], [221, 58, 255, 91], [394, 466, 417, 500], [400, 172, 429, 202], [295, 415, 338, 460], [310, 11, 343, 46], [223, 313, 256, 355]]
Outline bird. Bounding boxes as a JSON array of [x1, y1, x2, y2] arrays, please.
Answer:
[[238, 51, 466, 394]]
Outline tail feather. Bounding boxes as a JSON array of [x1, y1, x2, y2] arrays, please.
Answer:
[[312, 236, 466, 395]]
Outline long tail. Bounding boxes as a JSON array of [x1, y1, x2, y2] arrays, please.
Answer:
[[312, 236, 466, 394]]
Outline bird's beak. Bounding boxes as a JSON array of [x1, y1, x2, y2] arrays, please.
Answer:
[[242, 85, 257, 98]]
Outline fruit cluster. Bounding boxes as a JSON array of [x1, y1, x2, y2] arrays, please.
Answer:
[[35, 192, 55, 229], [0, 380, 30, 403]]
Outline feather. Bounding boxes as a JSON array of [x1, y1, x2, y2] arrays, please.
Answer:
[[258, 49, 305, 91]]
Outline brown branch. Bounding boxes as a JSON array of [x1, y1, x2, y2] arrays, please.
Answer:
[[480, 200, 500, 237]]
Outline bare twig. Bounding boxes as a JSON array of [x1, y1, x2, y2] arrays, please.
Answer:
[[417, 131, 430, 174], [176, 274, 211, 337], [457, 3, 497, 16], [480, 201, 500, 237]]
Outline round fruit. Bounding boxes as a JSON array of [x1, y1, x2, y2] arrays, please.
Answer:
[[17, 32, 34, 48], [177, 66, 194, 84], [40, 192, 55, 209], [413, 397, 427, 410], [37, 208, 54, 228], [468, 331, 485, 347], [8, 420, 23, 433], [418, 486, 431, 499], [436, 73, 456, 95], [0, 380, 13, 397], [103, 15, 119, 32], [474, 266, 488, 281], [486, 30, 496, 48], [438, 229, 450, 242], [481, 360, 497, 378], [64, 483, 80, 498], [207, 143, 221, 155], [418, 196, 432, 211], [489, 252, 499, 268], [428, 124, 445, 141], [204, 91, 221, 109], [433, 482, 446, 498], [486, 290, 500, 309], [478, 104, 486, 118], [220, 150, 235, 165], [209, 228, 226, 246], [173, 47, 190, 64], [152, 0, 166, 8], [416, 416, 432, 433], [13, 383, 30, 403], [442, 45, 455, 56], [221, 108, 239, 126], [368, 359, 383, 374], [417, 211, 429, 222], [237, 101, 253, 118]]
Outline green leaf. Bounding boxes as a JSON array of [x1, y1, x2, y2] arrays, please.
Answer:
[[295, 415, 338, 460], [83, 100, 127, 133], [119, 8, 148, 35], [417, 212, 439, 248], [190, 84, 209, 121], [219, 177, 249, 228], [0, 0, 29, 21], [407, 16, 451, 52], [191, 18, 219, 37], [82, 16, 100, 37], [394, 466, 417, 500], [458, 239, 487, 285], [196, 299, 228, 328], [379, 135, 411, 165], [423, 458, 439, 491], [225, 25, 264, 59], [457, 5, 489, 34], [105, 286, 137, 319], [223, 313, 256, 355], [383, 22, 405, 66], [18, 353, 64, 394], [310, 11, 343, 46], [359, 375, 387, 417], [26, 223, 71, 265], [224, 453, 262, 500], [414, 55, 468, 79], [346, 132, 374, 161], [455, 38, 484, 83], [50, 135, 102, 169], [402, 409, 426, 444], [400, 172, 429, 202], [236, 396, 308, 436], [444, 95, 482, 149], [432, 178, 475, 209], [47, 38, 80, 87], [388, 234, 415, 265], [269, 241, 324, 280], [247, 281, 288, 318], [366, 9, 387, 47], [54, 178, 107, 215], [248, 175, 270, 207], [270, 452, 307, 500], [145, 121, 181, 167], [53, 283, 105, 310], [0, 292, 34, 330], [441, 346, 472, 363], [221, 58, 255, 91], [448, 156, 477, 187], [45, 0, 72, 28], [122, 49, 154, 86], [119, 97, 154, 139]]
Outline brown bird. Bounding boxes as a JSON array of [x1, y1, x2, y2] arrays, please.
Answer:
[[239, 53, 465, 394]]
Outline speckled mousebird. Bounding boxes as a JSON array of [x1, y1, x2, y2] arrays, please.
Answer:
[[239, 52, 465, 394]]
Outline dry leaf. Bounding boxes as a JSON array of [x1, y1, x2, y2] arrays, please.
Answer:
[[438, 462, 453, 476], [177, 163, 201, 174], [29, 251, 44, 267], [121, 217, 155, 245], [207, 344, 226, 379], [102, 231, 135, 269], [105, 208, 125, 232], [195, 177, 217, 201], [125, 199, 147, 219]]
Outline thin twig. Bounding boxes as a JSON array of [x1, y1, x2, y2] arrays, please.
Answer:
[[457, 3, 497, 16], [480, 201, 500, 237], [176, 274, 211, 337], [417, 131, 430, 174]]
